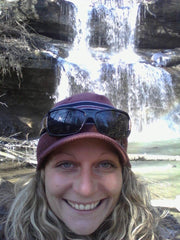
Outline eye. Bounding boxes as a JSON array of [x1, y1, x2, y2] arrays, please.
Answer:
[[98, 161, 116, 169], [56, 161, 75, 169]]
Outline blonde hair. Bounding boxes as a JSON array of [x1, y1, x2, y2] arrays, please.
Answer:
[[4, 167, 162, 240]]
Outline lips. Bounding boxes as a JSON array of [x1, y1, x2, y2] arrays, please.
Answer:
[[66, 200, 101, 211]]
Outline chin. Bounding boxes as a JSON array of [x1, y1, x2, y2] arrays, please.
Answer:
[[69, 224, 100, 236], [73, 230, 96, 236]]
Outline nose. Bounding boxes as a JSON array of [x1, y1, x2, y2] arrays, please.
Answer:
[[73, 167, 97, 197]]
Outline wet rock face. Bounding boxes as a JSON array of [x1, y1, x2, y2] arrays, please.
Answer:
[[0, 67, 57, 138], [88, 0, 180, 50], [0, 0, 75, 138], [28, 0, 76, 42], [0, 108, 31, 138], [136, 0, 180, 49]]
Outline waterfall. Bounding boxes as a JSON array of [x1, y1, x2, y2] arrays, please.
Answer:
[[51, 0, 179, 142]]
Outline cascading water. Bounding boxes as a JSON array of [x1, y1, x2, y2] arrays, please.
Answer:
[[50, 0, 179, 143]]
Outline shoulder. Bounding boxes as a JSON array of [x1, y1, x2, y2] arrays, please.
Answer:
[[157, 213, 180, 240]]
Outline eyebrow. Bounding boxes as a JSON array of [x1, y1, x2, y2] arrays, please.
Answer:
[[49, 149, 120, 164]]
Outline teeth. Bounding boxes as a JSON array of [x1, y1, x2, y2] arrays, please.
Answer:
[[67, 200, 100, 211]]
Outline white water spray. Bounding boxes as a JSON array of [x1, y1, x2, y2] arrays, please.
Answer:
[[48, 0, 178, 142]]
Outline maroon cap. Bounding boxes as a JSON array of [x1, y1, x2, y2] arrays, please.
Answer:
[[37, 92, 130, 169]]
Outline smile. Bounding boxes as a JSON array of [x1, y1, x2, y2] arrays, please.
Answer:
[[66, 200, 101, 211]]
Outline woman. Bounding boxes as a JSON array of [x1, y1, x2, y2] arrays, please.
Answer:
[[2, 92, 180, 240]]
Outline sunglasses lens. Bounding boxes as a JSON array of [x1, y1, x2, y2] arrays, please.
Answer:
[[46, 108, 130, 139], [96, 110, 130, 139], [48, 109, 85, 135]]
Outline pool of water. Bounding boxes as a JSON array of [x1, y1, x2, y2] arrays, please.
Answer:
[[132, 160, 180, 199], [128, 138, 180, 156], [132, 160, 180, 223]]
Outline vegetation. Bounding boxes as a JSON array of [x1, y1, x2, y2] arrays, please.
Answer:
[[0, 0, 48, 84]]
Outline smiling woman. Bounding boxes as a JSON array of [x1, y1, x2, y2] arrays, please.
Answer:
[[1, 92, 180, 240], [44, 139, 122, 235]]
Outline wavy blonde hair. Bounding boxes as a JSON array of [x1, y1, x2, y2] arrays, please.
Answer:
[[4, 167, 162, 240]]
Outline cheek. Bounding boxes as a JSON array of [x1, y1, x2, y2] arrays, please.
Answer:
[[102, 173, 123, 197], [44, 170, 66, 197]]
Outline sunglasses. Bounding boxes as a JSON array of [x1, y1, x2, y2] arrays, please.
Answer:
[[41, 107, 131, 140]]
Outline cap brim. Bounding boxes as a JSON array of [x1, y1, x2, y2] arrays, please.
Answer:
[[37, 132, 130, 169]]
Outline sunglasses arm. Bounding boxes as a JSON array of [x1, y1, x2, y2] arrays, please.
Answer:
[[39, 116, 48, 135], [120, 138, 128, 152]]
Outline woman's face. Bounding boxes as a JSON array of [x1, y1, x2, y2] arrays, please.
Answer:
[[44, 138, 123, 235]]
